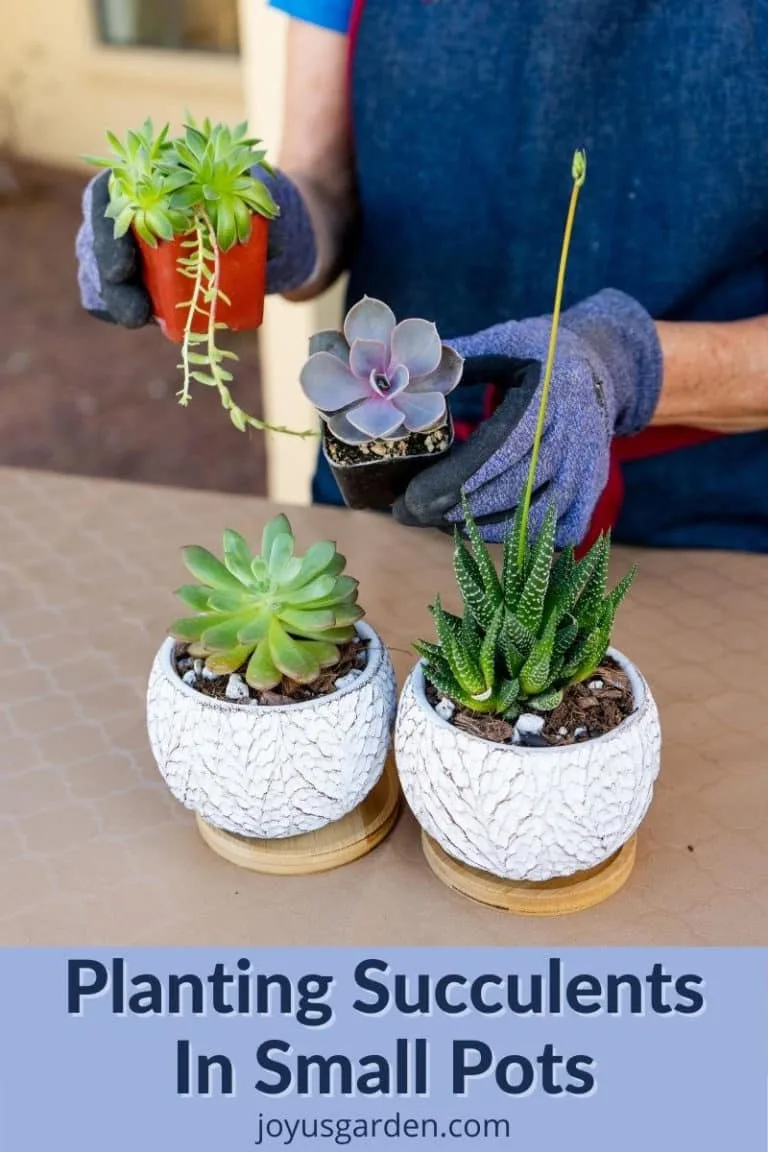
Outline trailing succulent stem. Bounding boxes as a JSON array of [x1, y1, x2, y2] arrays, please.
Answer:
[[417, 150, 636, 721], [175, 212, 315, 438], [169, 514, 364, 691]]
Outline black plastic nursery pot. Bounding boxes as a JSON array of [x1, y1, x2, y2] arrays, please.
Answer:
[[322, 413, 455, 512]]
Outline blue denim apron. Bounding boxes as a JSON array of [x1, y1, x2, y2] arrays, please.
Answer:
[[312, 0, 768, 552]]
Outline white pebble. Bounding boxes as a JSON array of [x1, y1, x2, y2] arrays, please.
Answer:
[[588, 679, 604, 691], [225, 674, 250, 701], [334, 671, 362, 691], [193, 659, 203, 677], [558, 727, 568, 737], [182, 670, 197, 686], [574, 726, 587, 738], [515, 713, 545, 738], [435, 697, 455, 721], [202, 666, 221, 681]]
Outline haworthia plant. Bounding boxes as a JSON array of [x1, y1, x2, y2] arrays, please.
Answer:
[[416, 150, 636, 720], [169, 514, 364, 690], [416, 499, 635, 719]]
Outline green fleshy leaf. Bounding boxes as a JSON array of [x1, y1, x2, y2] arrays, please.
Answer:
[[413, 639, 444, 663], [527, 688, 564, 712], [519, 633, 554, 697], [564, 540, 603, 614], [453, 533, 495, 629], [286, 574, 337, 606], [168, 613, 221, 642], [574, 534, 610, 629], [181, 545, 244, 592], [268, 620, 320, 683], [329, 602, 365, 628], [277, 607, 336, 634], [268, 531, 295, 578], [515, 503, 557, 634], [430, 598, 464, 651], [280, 541, 338, 591], [260, 514, 292, 564], [543, 545, 575, 617], [145, 207, 175, 241], [298, 624, 357, 644], [503, 611, 535, 658], [245, 639, 281, 690], [561, 615, 611, 683], [461, 498, 503, 606], [221, 528, 256, 585], [460, 611, 482, 656], [479, 604, 504, 691], [553, 615, 579, 661], [501, 501, 528, 609], [422, 658, 464, 703], [500, 625, 526, 678], [495, 677, 521, 716], [302, 639, 341, 668], [323, 554, 347, 579], [236, 609, 272, 645], [201, 613, 260, 651], [205, 590, 253, 613], [213, 199, 236, 251], [233, 198, 253, 245], [444, 630, 485, 697], [174, 584, 212, 612], [205, 646, 252, 675], [309, 575, 359, 608]]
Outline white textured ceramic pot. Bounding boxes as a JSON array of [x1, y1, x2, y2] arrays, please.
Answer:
[[395, 648, 661, 882], [147, 622, 397, 839]]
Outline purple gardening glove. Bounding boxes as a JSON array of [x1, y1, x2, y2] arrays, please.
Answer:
[[75, 168, 317, 326], [392, 289, 663, 546]]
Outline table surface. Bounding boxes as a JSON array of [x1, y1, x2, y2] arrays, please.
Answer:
[[2, 466, 767, 946]]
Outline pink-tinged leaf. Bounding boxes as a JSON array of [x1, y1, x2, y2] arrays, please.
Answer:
[[308, 329, 349, 363], [392, 390, 447, 431], [326, 410, 371, 444], [386, 364, 410, 397], [344, 296, 397, 346], [389, 318, 442, 377], [300, 352, 370, 413], [409, 343, 464, 395], [346, 397, 406, 438], [349, 338, 388, 379]]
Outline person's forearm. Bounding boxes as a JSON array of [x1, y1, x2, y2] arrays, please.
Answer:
[[653, 317, 768, 432], [277, 20, 357, 301]]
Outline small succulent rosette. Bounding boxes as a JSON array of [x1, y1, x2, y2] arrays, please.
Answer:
[[299, 296, 464, 444], [146, 515, 398, 839]]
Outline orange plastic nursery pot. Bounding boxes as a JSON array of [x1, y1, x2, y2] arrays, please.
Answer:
[[134, 214, 269, 343]]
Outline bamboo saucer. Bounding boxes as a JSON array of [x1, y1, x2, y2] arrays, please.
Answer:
[[195, 756, 401, 875], [422, 832, 637, 915]]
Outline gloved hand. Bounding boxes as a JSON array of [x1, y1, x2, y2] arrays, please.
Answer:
[[392, 289, 663, 545], [75, 167, 318, 326]]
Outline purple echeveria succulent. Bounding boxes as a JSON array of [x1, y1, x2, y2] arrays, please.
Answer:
[[299, 297, 464, 444]]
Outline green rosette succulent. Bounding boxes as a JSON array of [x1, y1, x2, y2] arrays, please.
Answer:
[[86, 116, 278, 249], [169, 514, 364, 690]]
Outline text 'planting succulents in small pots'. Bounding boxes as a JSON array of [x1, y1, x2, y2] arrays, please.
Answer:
[[299, 297, 465, 511], [394, 152, 661, 908], [146, 513, 397, 858]]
